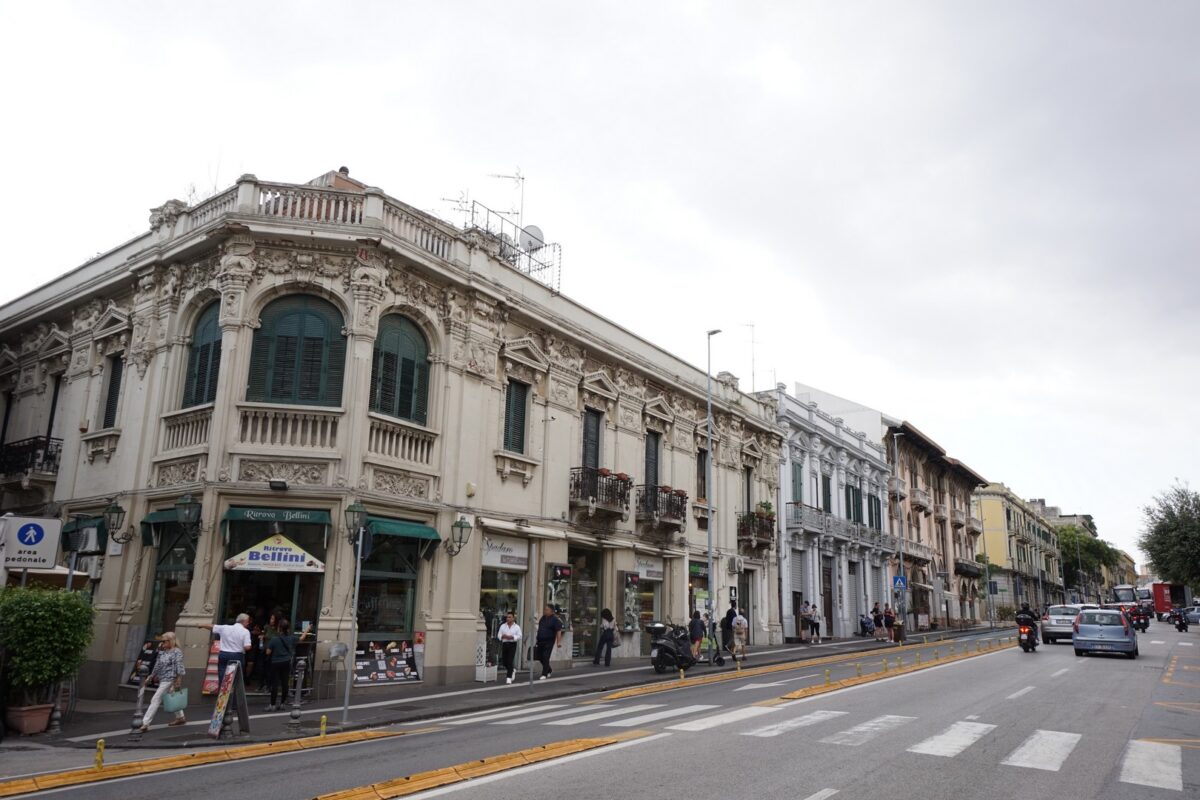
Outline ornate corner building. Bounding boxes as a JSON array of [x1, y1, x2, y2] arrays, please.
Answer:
[[0, 168, 783, 699]]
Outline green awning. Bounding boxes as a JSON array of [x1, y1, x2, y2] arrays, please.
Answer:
[[222, 508, 332, 525], [62, 516, 106, 534], [140, 509, 180, 546], [367, 516, 440, 541]]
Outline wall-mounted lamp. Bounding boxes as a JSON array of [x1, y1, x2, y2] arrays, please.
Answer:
[[445, 515, 473, 557], [174, 493, 202, 542], [104, 498, 132, 545]]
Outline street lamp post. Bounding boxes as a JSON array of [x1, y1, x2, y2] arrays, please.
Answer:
[[891, 432, 907, 628], [705, 328, 720, 665], [341, 501, 369, 727]]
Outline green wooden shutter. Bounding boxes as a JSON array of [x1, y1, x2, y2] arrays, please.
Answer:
[[503, 380, 527, 453], [645, 431, 661, 487], [413, 359, 428, 425], [102, 356, 123, 429], [323, 324, 346, 406], [248, 296, 345, 406], [204, 343, 221, 404], [246, 324, 270, 402], [183, 303, 221, 408], [582, 409, 601, 469], [822, 475, 832, 512], [844, 485, 853, 519], [371, 315, 428, 422], [791, 462, 803, 505]]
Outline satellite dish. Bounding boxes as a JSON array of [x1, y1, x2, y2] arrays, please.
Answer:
[[519, 225, 545, 252]]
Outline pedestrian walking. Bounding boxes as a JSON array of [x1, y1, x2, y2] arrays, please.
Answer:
[[688, 610, 705, 660], [872, 604, 886, 642], [263, 619, 299, 711], [733, 607, 749, 660], [809, 603, 823, 644], [197, 613, 253, 684], [593, 608, 616, 667], [139, 632, 186, 732], [721, 600, 737, 656], [534, 604, 563, 680], [800, 602, 813, 643], [497, 612, 522, 684], [883, 605, 896, 642]]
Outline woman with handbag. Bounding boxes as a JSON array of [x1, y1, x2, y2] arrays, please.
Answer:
[[593, 608, 616, 667], [264, 619, 299, 711], [139, 631, 186, 732]]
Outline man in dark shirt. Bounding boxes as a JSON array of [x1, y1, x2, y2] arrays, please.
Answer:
[[535, 604, 563, 680], [721, 600, 737, 654]]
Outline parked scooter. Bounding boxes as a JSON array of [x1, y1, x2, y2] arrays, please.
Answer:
[[646, 621, 698, 674]]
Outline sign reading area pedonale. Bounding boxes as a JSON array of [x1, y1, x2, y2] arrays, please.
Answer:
[[1, 517, 63, 570], [224, 534, 325, 572]]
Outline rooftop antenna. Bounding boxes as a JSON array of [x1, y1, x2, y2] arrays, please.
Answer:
[[440, 189, 473, 228], [489, 168, 525, 229], [742, 323, 757, 393]]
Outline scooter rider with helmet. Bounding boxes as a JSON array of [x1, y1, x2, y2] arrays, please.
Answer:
[[1015, 602, 1039, 645]]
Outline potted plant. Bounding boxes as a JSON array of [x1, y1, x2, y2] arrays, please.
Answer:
[[597, 467, 611, 477], [0, 588, 95, 735], [756, 501, 774, 519], [659, 485, 672, 493], [615, 472, 630, 483]]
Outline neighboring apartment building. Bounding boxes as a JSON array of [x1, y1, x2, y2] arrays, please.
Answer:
[[0, 168, 783, 699], [790, 384, 987, 631], [1028, 498, 1098, 539], [770, 385, 893, 640], [974, 484, 1066, 610]]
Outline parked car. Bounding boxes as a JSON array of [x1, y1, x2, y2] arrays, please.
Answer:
[[1185, 606, 1200, 625], [1042, 604, 1082, 644], [1073, 608, 1138, 658]]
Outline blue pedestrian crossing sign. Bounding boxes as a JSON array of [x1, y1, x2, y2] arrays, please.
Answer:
[[2, 516, 63, 570], [18, 523, 44, 546], [893, 575, 907, 590]]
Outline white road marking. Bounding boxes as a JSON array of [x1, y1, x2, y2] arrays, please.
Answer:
[[734, 673, 818, 691], [964, 715, 980, 720], [1179, 642, 1194, 646], [491, 705, 612, 725], [820, 715, 916, 746], [666, 705, 779, 731], [1119, 740, 1183, 791], [444, 704, 568, 725], [603, 705, 720, 727], [405, 732, 674, 798], [1150, 640, 1166, 644], [1050, 668, 1069, 678], [742, 710, 848, 738], [1001, 730, 1082, 771], [907, 721, 997, 757], [544, 704, 664, 726], [1005, 686, 1035, 700], [800, 790, 839, 800]]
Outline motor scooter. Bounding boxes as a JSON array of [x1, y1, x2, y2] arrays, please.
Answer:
[[646, 621, 698, 674], [1018, 623, 1038, 652], [1169, 608, 1189, 633]]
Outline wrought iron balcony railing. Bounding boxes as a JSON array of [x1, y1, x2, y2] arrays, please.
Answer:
[[736, 512, 775, 547], [635, 485, 687, 527], [0, 436, 63, 476], [569, 467, 632, 518]]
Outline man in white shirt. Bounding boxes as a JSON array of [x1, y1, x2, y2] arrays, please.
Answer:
[[496, 612, 522, 684], [197, 613, 253, 683]]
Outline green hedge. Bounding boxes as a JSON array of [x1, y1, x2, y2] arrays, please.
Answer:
[[0, 587, 95, 704]]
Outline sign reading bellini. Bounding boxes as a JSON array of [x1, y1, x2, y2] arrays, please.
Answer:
[[224, 534, 325, 573]]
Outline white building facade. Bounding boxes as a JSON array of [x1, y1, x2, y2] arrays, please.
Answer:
[[771, 385, 893, 640], [0, 168, 783, 699]]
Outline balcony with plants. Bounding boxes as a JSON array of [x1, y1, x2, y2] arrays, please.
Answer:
[[569, 467, 632, 521], [737, 502, 776, 548], [635, 484, 688, 530]]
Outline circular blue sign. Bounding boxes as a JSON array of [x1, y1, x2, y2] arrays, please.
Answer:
[[17, 523, 45, 546]]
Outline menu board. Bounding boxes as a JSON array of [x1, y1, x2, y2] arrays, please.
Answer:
[[353, 639, 420, 684]]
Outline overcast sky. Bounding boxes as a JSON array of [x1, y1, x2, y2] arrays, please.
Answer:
[[2, 2, 1196, 566]]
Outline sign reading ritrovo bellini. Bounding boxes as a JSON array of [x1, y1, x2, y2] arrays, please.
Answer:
[[223, 534, 325, 572]]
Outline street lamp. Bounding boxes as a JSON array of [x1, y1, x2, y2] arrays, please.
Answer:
[[341, 500, 369, 726], [173, 494, 201, 542], [705, 328, 720, 665], [445, 515, 473, 557], [104, 498, 132, 545]]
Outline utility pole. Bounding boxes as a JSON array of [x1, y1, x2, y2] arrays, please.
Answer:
[[705, 329, 721, 665]]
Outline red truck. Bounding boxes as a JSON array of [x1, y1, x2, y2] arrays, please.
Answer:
[[1150, 582, 1193, 620]]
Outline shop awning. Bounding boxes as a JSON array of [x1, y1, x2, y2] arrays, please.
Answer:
[[476, 516, 564, 540], [62, 516, 106, 534], [140, 509, 180, 546], [367, 516, 440, 541], [61, 516, 106, 554], [910, 582, 935, 591], [222, 508, 332, 525]]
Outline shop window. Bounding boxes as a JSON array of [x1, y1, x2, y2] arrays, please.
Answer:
[[183, 302, 221, 408], [358, 535, 419, 640], [503, 379, 528, 453], [101, 354, 124, 429], [370, 314, 429, 424], [147, 522, 195, 637], [246, 295, 346, 407]]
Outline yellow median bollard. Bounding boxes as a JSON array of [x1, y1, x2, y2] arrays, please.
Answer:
[[895, 657, 901, 670], [882, 658, 889, 673], [933, 648, 939, 661], [679, 668, 686, 680], [95, 739, 105, 771], [320, 715, 327, 738], [856, 663, 862, 677], [916, 652, 921, 666], [824, 669, 831, 686]]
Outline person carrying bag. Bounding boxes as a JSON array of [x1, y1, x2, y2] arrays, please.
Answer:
[[139, 632, 186, 732]]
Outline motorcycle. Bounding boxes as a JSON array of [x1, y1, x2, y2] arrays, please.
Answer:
[[646, 621, 699, 674], [1017, 623, 1038, 652], [1129, 607, 1150, 633], [1169, 609, 1189, 633]]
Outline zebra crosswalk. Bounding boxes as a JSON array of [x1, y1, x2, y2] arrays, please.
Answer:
[[440, 700, 1189, 791]]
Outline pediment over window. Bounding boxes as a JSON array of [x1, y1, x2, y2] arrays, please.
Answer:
[[0, 344, 19, 373], [642, 395, 674, 426], [93, 302, 131, 343], [693, 419, 719, 447], [501, 337, 549, 375], [36, 325, 70, 361], [741, 438, 764, 462], [581, 370, 618, 402]]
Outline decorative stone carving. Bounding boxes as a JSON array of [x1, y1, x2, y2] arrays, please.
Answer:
[[494, 451, 538, 487], [156, 459, 199, 487], [238, 460, 327, 485], [72, 300, 103, 334], [545, 334, 584, 375], [373, 469, 430, 498], [149, 199, 187, 232], [218, 231, 257, 278]]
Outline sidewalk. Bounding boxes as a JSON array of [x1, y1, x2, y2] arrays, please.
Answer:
[[11, 624, 998, 756]]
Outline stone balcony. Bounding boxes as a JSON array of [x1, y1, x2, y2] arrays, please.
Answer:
[[888, 476, 907, 500], [910, 488, 932, 512], [0, 436, 62, 505], [954, 558, 984, 579], [569, 467, 632, 521], [967, 516, 983, 535], [899, 538, 935, 563], [934, 503, 948, 522], [950, 508, 967, 528]]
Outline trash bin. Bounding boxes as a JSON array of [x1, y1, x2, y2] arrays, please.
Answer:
[[894, 621, 906, 644]]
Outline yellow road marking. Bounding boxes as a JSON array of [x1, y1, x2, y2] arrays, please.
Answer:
[[1154, 702, 1200, 713], [315, 731, 653, 799], [598, 634, 1005, 701], [0, 728, 433, 797], [1139, 737, 1200, 750]]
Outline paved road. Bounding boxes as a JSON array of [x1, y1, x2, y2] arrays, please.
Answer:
[[22, 628, 1199, 799]]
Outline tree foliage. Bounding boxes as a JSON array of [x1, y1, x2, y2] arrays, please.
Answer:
[[1057, 525, 1121, 590], [1139, 483, 1200, 589], [0, 588, 95, 704]]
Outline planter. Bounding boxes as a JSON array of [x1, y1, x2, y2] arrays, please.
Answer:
[[598, 468, 611, 477], [5, 704, 53, 735]]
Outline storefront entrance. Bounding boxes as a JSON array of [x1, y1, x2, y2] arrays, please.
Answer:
[[688, 560, 709, 618], [145, 519, 195, 638], [480, 533, 528, 669], [565, 546, 602, 659]]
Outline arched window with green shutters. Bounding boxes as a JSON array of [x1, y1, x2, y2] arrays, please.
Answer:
[[369, 314, 430, 424], [182, 302, 221, 408], [246, 295, 347, 406]]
